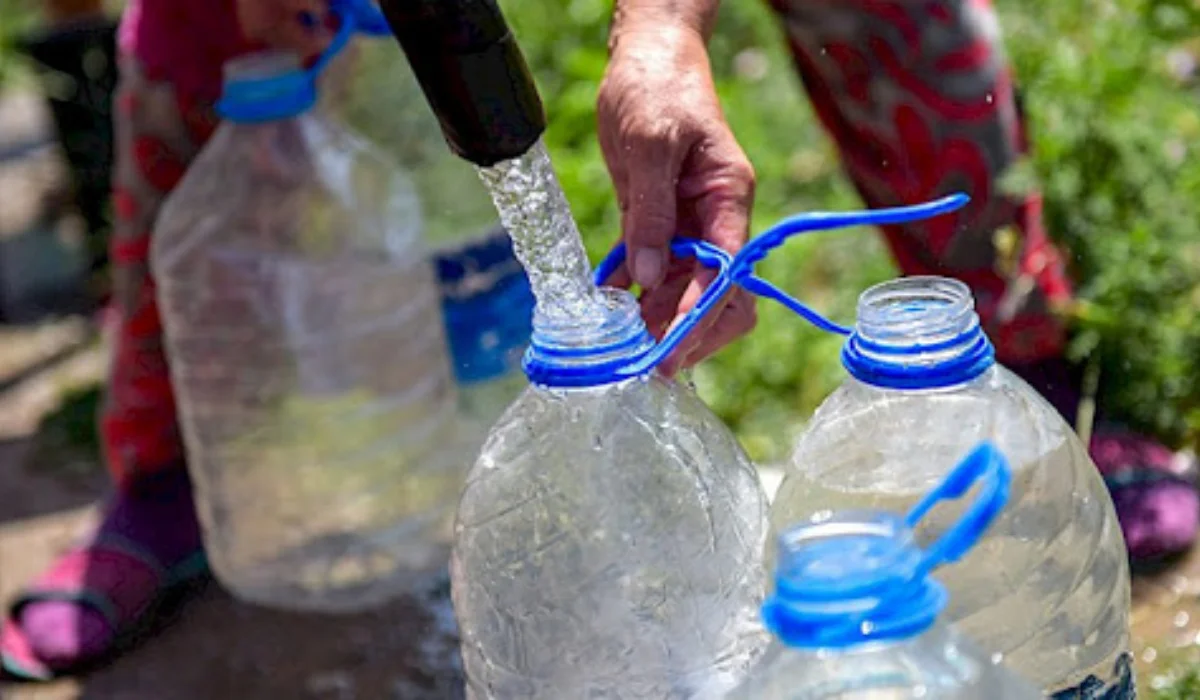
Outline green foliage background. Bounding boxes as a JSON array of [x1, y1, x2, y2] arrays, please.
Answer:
[[345, 0, 1200, 461], [0, 0, 1194, 457], [3, 0, 1193, 459], [999, 0, 1200, 447], [0, 0, 1198, 693]]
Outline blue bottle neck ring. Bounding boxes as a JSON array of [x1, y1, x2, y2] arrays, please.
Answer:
[[765, 442, 1012, 649], [524, 238, 736, 389], [522, 289, 658, 389], [552, 193, 984, 390], [842, 276, 996, 390]]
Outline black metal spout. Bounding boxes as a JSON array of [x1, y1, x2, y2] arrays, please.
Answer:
[[378, 0, 547, 167]]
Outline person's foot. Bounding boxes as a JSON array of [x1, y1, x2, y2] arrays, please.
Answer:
[[1, 468, 207, 680], [1090, 427, 1200, 562], [1008, 358, 1200, 563]]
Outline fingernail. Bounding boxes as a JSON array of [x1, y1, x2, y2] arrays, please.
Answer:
[[633, 248, 663, 289]]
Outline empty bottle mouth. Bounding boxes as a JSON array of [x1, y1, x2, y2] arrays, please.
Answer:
[[522, 288, 656, 388], [764, 511, 947, 649], [841, 276, 995, 390]]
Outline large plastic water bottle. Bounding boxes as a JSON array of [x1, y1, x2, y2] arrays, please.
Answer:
[[730, 199, 1133, 697], [727, 442, 1042, 699], [339, 43, 535, 430], [152, 6, 465, 612], [450, 242, 769, 699]]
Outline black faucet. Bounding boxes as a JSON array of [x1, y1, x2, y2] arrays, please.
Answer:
[[377, 0, 548, 168]]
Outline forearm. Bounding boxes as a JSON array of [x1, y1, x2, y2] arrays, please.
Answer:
[[610, 0, 721, 51]]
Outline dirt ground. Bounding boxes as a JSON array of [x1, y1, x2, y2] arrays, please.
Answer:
[[7, 321, 1200, 700], [0, 322, 465, 700], [1, 89, 466, 700], [3, 88, 1200, 700]]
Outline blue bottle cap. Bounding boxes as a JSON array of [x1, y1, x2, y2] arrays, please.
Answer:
[[217, 0, 391, 123], [764, 442, 1011, 649]]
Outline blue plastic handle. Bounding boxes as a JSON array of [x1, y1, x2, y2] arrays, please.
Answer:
[[731, 193, 970, 336], [305, 0, 390, 79], [905, 441, 1012, 577], [592, 239, 735, 379], [759, 440, 1011, 650], [590, 194, 972, 374], [730, 194, 970, 275]]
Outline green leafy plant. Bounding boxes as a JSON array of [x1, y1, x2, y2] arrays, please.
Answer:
[[0, 0, 38, 87], [347, 0, 1200, 460], [998, 0, 1200, 446]]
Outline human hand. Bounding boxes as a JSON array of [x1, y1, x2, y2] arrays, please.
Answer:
[[236, 0, 335, 60], [597, 21, 757, 376]]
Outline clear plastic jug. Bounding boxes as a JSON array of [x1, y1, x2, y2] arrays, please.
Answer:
[[341, 37, 535, 431], [152, 5, 466, 612], [450, 242, 770, 699], [767, 274, 1133, 696], [707, 196, 1133, 697], [727, 443, 1041, 700]]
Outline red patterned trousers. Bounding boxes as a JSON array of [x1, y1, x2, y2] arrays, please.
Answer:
[[104, 57, 218, 489], [103, 0, 1074, 486], [768, 0, 1073, 363]]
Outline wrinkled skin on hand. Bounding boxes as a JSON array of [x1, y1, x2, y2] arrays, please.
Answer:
[[598, 21, 758, 375]]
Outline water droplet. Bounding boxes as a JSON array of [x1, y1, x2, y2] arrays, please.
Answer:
[[985, 93, 994, 104], [1166, 48, 1197, 81], [1143, 646, 1159, 664], [1175, 611, 1190, 628], [733, 49, 770, 82]]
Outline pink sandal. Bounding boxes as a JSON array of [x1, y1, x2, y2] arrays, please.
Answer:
[[1, 534, 206, 680], [1091, 426, 1200, 563]]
